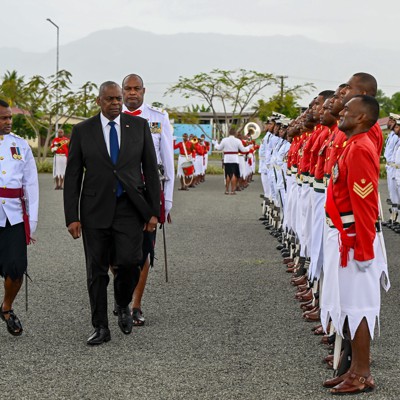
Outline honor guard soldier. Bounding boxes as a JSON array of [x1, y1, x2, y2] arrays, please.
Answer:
[[50, 128, 70, 190], [122, 74, 174, 325], [321, 95, 390, 395], [0, 99, 39, 336]]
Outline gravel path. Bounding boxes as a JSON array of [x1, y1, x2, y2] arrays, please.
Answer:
[[0, 174, 398, 399]]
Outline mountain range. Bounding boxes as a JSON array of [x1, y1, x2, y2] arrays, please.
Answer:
[[1, 27, 399, 108]]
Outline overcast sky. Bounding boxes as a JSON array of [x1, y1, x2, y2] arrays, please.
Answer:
[[3, 0, 399, 52]]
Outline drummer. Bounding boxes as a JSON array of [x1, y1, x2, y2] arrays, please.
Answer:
[[213, 129, 253, 195], [174, 133, 194, 190]]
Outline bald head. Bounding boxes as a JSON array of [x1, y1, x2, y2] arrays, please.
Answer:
[[341, 73, 378, 105]]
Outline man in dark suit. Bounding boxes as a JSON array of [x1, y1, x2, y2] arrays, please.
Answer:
[[64, 81, 160, 345]]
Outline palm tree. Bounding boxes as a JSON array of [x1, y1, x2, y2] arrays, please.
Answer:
[[0, 70, 25, 107]]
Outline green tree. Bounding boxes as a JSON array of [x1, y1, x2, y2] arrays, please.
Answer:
[[0, 70, 25, 106], [165, 69, 277, 138], [0, 70, 98, 162], [258, 81, 315, 120], [375, 89, 393, 117]]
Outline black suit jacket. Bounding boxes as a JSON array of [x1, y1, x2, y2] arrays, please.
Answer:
[[64, 113, 160, 229]]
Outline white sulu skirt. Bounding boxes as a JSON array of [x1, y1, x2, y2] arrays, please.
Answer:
[[53, 154, 67, 178], [320, 227, 390, 340]]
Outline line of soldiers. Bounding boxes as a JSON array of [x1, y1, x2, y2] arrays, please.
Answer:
[[259, 72, 391, 396], [383, 113, 400, 233]]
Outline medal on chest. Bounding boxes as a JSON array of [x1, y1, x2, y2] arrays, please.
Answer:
[[10, 146, 22, 160], [149, 122, 162, 134]]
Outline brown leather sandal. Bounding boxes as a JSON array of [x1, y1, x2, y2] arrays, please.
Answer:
[[330, 373, 375, 395]]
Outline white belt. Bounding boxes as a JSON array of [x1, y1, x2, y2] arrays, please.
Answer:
[[301, 174, 309, 183], [313, 180, 325, 191], [326, 214, 355, 228]]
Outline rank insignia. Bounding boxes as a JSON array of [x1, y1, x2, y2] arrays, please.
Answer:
[[353, 180, 373, 199], [149, 122, 162, 134], [10, 146, 22, 160], [0, 135, 3, 141], [332, 163, 339, 183]]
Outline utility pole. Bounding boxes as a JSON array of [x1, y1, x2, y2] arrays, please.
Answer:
[[277, 75, 288, 103]]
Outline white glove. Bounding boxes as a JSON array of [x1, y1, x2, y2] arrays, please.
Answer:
[[354, 259, 372, 272], [165, 200, 172, 218], [30, 220, 38, 234], [212, 140, 218, 145], [173, 136, 177, 141]]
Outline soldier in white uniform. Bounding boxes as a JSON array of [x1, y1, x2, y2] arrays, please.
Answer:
[[384, 114, 399, 226], [121, 74, 174, 325], [0, 99, 39, 336]]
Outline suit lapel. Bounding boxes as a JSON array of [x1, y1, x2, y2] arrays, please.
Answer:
[[117, 114, 132, 167], [93, 114, 113, 165]]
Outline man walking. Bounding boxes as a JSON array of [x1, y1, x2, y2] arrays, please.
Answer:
[[64, 82, 160, 345], [121, 73, 174, 326]]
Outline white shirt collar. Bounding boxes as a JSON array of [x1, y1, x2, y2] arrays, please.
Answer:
[[100, 113, 121, 129]]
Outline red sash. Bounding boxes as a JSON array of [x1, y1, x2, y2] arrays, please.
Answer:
[[0, 187, 33, 244]]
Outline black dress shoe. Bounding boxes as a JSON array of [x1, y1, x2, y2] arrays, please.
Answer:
[[117, 306, 133, 335], [276, 244, 284, 250], [87, 327, 111, 346]]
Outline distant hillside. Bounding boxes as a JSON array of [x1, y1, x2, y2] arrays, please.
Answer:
[[1, 27, 398, 108]]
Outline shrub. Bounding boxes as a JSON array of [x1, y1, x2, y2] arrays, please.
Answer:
[[36, 160, 53, 173]]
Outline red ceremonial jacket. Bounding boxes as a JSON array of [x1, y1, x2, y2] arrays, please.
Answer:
[[326, 132, 379, 261]]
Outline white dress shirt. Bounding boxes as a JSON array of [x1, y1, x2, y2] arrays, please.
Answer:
[[100, 113, 121, 156]]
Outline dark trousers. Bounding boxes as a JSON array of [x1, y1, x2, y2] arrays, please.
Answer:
[[82, 195, 143, 328]]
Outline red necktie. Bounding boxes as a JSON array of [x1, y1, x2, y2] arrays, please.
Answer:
[[124, 109, 142, 116]]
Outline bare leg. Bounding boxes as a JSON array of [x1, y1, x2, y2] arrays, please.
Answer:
[[349, 318, 371, 376], [231, 175, 237, 193], [225, 175, 231, 193], [132, 258, 150, 310], [59, 176, 64, 189], [2, 276, 23, 316]]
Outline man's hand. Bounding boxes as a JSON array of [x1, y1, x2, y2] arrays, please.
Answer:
[[354, 259, 372, 272], [144, 216, 158, 232], [68, 221, 82, 239]]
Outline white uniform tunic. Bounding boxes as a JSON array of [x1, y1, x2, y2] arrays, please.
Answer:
[[122, 104, 175, 205], [213, 135, 252, 163], [0, 132, 39, 231]]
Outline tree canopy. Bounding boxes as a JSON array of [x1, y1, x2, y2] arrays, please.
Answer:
[[0, 70, 98, 162], [165, 69, 277, 136]]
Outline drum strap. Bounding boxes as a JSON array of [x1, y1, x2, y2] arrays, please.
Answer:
[[183, 141, 190, 161]]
